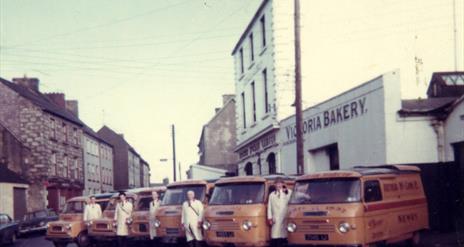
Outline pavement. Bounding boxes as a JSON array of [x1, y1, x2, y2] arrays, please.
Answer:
[[9, 231, 464, 247]]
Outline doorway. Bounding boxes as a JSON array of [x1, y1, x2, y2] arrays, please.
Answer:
[[13, 187, 27, 220]]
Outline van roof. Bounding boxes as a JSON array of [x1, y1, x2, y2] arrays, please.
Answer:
[[127, 186, 166, 194], [215, 175, 296, 185], [297, 165, 421, 180], [91, 192, 115, 200], [68, 196, 88, 202], [167, 179, 212, 188]]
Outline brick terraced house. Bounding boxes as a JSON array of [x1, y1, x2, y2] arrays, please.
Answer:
[[0, 77, 85, 212]]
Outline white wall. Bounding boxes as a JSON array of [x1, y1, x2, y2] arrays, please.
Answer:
[[189, 165, 226, 180], [0, 183, 28, 218], [445, 100, 464, 161]]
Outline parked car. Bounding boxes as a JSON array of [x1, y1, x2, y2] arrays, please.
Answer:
[[0, 213, 18, 245], [19, 209, 58, 236]]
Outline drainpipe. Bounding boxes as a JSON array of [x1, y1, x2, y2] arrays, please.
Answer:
[[431, 120, 446, 162]]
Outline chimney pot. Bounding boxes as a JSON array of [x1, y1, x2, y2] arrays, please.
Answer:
[[45, 93, 66, 109], [13, 77, 40, 92]]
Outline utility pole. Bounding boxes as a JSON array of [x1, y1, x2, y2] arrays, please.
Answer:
[[294, 0, 304, 175], [171, 124, 177, 182], [452, 0, 458, 71]]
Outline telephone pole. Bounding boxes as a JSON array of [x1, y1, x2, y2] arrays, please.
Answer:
[[171, 124, 177, 182], [294, 0, 304, 175]]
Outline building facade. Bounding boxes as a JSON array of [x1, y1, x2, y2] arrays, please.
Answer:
[[197, 94, 238, 173], [232, 0, 464, 176], [280, 70, 464, 231], [97, 126, 149, 190], [0, 77, 85, 212], [83, 126, 114, 195], [141, 159, 150, 187]]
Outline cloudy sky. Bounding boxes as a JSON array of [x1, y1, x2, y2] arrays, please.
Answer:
[[1, 0, 462, 183]]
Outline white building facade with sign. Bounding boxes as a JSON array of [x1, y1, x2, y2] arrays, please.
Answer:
[[280, 70, 443, 173]]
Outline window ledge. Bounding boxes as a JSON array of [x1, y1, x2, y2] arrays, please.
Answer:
[[238, 73, 245, 81], [259, 46, 267, 56], [261, 114, 270, 120], [248, 61, 255, 70], [250, 123, 257, 128], [241, 130, 247, 135]]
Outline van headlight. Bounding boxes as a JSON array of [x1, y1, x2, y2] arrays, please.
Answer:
[[202, 221, 211, 231], [287, 222, 297, 233], [112, 222, 118, 227], [86, 221, 93, 227], [126, 218, 133, 225], [65, 224, 72, 231], [338, 222, 350, 233], [154, 219, 161, 228], [241, 220, 252, 231]]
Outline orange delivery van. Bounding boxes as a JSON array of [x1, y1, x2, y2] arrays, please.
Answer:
[[128, 186, 166, 241], [154, 179, 215, 245], [202, 175, 295, 247], [286, 165, 429, 247]]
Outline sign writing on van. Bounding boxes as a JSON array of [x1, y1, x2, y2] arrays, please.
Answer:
[[283, 97, 367, 143]]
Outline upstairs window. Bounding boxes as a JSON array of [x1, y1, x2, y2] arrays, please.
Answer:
[[241, 92, 247, 128], [50, 118, 56, 139], [239, 48, 245, 74], [249, 33, 254, 62], [263, 69, 269, 113], [251, 81, 257, 122], [260, 15, 266, 47]]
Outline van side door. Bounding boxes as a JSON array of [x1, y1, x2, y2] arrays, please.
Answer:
[[363, 179, 388, 244]]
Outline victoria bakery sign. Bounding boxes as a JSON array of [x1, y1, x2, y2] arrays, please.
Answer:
[[284, 97, 367, 145]]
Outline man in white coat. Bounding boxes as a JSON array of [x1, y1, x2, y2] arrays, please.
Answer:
[[267, 178, 292, 247], [181, 190, 204, 247], [148, 190, 161, 241], [114, 192, 133, 247], [83, 196, 102, 221]]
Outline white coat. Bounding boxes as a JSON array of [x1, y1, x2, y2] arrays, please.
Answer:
[[148, 199, 161, 239], [267, 189, 292, 239], [114, 200, 133, 236], [181, 199, 204, 242], [83, 203, 102, 221]]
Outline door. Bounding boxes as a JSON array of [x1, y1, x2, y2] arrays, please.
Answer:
[[13, 187, 27, 220]]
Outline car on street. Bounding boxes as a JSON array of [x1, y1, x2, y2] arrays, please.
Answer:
[[18, 209, 59, 236], [0, 213, 18, 245]]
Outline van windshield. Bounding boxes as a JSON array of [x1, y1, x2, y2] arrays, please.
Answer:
[[136, 192, 165, 211], [290, 178, 361, 204], [105, 198, 134, 211], [63, 201, 85, 214], [209, 182, 265, 205], [162, 185, 205, 206]]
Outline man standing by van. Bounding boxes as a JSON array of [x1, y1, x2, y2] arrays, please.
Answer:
[[84, 196, 102, 221], [149, 190, 161, 241], [267, 178, 292, 247], [114, 192, 133, 247], [181, 190, 204, 247]]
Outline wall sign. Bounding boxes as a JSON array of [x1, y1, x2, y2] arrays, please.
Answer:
[[284, 97, 367, 143], [238, 132, 276, 160]]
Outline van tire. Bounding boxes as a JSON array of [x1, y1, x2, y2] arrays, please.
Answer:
[[53, 242, 66, 247], [77, 232, 89, 247], [407, 231, 422, 246]]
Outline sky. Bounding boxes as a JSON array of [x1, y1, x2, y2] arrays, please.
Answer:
[[1, 0, 463, 183]]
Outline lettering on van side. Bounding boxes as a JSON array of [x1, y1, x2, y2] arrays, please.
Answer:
[[397, 213, 418, 223]]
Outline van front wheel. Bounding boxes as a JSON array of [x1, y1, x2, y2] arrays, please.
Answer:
[[407, 231, 422, 246]]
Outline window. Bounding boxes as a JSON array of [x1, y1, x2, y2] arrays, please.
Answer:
[[62, 123, 67, 142], [241, 92, 246, 128], [249, 33, 254, 62], [50, 152, 57, 176], [50, 118, 56, 139], [364, 180, 382, 202], [260, 15, 266, 47], [263, 69, 269, 113], [71, 158, 78, 179], [72, 128, 78, 145], [63, 155, 68, 178], [244, 162, 253, 175], [239, 48, 244, 74], [328, 144, 339, 170], [251, 81, 257, 122]]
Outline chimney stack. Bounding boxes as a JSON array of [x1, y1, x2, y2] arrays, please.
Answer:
[[222, 94, 235, 106], [65, 100, 79, 117], [44, 93, 66, 109], [13, 77, 40, 92]]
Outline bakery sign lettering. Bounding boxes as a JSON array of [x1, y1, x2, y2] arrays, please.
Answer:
[[238, 133, 276, 159], [285, 97, 367, 142]]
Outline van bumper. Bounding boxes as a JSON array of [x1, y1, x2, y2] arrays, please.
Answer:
[[160, 236, 186, 244], [287, 245, 362, 247]]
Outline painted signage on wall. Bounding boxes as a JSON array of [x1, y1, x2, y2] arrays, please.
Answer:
[[238, 132, 277, 160], [283, 97, 367, 144]]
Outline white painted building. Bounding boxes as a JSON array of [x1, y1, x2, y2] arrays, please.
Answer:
[[232, 0, 464, 175], [186, 164, 228, 180]]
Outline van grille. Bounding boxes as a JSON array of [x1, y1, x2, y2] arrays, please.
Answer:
[[298, 222, 335, 233], [211, 219, 239, 231], [96, 223, 109, 229], [139, 224, 148, 232], [165, 227, 180, 235], [51, 226, 63, 232]]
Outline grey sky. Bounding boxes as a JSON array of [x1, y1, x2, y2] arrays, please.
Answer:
[[1, 0, 462, 182]]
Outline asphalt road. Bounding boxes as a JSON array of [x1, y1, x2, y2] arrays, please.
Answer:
[[9, 231, 463, 247]]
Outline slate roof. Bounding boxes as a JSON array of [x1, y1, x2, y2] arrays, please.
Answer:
[[400, 97, 458, 114], [82, 125, 113, 147], [0, 165, 28, 184], [0, 77, 84, 126]]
